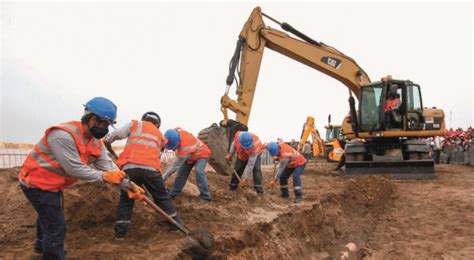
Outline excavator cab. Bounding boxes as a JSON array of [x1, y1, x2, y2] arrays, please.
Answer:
[[358, 78, 425, 133]]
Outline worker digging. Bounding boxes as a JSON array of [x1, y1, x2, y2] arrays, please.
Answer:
[[268, 141, 307, 203], [226, 131, 264, 194], [103, 112, 184, 238], [162, 128, 212, 202]]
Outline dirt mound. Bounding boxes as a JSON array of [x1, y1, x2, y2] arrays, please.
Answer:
[[1, 163, 473, 259]]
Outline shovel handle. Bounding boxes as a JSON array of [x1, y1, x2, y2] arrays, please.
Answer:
[[120, 179, 190, 235], [142, 196, 190, 235]]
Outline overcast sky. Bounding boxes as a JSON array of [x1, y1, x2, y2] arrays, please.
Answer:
[[1, 2, 472, 144]]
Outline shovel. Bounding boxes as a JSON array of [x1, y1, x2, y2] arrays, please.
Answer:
[[227, 160, 242, 183], [119, 179, 215, 258]]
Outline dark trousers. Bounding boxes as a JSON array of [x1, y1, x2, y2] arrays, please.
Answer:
[[279, 163, 306, 198], [21, 183, 67, 260], [433, 149, 441, 164], [115, 168, 176, 236], [230, 155, 263, 193]]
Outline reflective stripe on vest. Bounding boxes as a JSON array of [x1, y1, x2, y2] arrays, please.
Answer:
[[174, 129, 210, 162], [278, 143, 306, 168], [19, 121, 102, 192], [116, 120, 164, 171]]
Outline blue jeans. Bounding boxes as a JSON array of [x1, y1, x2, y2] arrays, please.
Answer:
[[279, 163, 306, 198], [20, 183, 67, 260], [169, 158, 211, 201]]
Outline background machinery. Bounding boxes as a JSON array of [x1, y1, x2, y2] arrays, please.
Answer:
[[297, 116, 326, 159]]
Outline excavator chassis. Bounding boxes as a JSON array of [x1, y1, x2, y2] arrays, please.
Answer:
[[343, 139, 436, 180], [345, 160, 435, 179]]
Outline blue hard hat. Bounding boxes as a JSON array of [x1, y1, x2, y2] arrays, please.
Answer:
[[164, 129, 180, 150], [84, 97, 117, 125], [239, 132, 254, 150], [268, 142, 280, 156]]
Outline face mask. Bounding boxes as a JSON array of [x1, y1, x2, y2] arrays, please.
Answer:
[[90, 126, 109, 139]]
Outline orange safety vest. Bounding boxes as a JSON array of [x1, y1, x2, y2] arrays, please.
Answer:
[[19, 121, 103, 192], [384, 97, 399, 112], [276, 143, 306, 168], [116, 120, 166, 171], [233, 131, 262, 161], [174, 129, 211, 163]]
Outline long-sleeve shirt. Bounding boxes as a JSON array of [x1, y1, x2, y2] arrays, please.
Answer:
[[273, 158, 290, 180], [104, 122, 156, 171], [46, 129, 117, 182], [162, 153, 193, 181], [229, 142, 259, 180]]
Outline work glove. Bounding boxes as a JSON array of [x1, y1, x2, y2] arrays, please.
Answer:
[[241, 178, 248, 189], [269, 179, 277, 188], [225, 153, 232, 162], [127, 182, 146, 202], [103, 170, 126, 184]]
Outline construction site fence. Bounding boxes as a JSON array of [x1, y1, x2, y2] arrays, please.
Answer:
[[2, 143, 473, 169], [439, 144, 474, 165]]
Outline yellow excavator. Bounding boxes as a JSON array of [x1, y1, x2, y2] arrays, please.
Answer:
[[199, 7, 445, 179], [297, 116, 326, 159], [297, 115, 345, 162]]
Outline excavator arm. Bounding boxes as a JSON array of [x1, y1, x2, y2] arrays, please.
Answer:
[[220, 7, 371, 126], [297, 116, 326, 158]]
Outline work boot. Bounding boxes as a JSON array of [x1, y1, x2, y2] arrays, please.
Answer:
[[199, 197, 211, 203], [294, 197, 303, 203], [114, 221, 129, 240]]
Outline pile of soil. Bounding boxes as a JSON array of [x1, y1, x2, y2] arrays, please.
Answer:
[[1, 162, 473, 259]]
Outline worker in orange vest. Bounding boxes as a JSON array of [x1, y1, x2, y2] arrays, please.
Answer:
[[226, 131, 264, 194], [162, 128, 212, 202], [384, 84, 401, 128], [19, 97, 138, 259], [104, 112, 184, 239], [268, 141, 307, 203]]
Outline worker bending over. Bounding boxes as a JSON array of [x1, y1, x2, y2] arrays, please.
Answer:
[[226, 131, 263, 194], [19, 97, 139, 259], [162, 128, 212, 202], [104, 112, 183, 238], [268, 141, 307, 203]]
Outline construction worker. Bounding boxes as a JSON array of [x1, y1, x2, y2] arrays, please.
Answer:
[[384, 84, 401, 128], [18, 97, 142, 260], [162, 128, 212, 202], [226, 131, 263, 194], [267, 141, 307, 203], [104, 112, 184, 238]]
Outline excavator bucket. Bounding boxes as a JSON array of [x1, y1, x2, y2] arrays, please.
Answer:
[[345, 159, 436, 180], [198, 124, 233, 176]]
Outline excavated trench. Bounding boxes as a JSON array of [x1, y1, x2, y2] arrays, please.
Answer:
[[205, 176, 397, 259]]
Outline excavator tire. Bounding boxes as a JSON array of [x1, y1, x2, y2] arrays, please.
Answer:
[[198, 124, 233, 176]]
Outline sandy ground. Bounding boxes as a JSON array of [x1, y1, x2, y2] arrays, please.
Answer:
[[0, 162, 473, 259]]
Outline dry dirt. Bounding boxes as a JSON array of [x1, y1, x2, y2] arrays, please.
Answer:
[[0, 162, 473, 259]]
